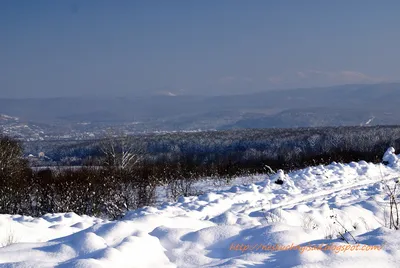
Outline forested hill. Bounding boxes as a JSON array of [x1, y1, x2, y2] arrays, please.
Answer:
[[24, 125, 400, 170]]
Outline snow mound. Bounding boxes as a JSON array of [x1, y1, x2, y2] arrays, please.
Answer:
[[382, 147, 400, 167]]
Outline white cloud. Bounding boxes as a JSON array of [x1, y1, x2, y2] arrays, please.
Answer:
[[263, 69, 392, 90], [338, 71, 380, 82], [296, 69, 385, 83], [154, 89, 186, 96]]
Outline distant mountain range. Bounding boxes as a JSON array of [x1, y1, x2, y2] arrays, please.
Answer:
[[1, 82, 400, 140]]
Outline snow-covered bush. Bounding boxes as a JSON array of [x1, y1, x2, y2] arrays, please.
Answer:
[[382, 147, 399, 167]]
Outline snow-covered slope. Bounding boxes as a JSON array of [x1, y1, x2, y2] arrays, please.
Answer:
[[1, 149, 400, 267]]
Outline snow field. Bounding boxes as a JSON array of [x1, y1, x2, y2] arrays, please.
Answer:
[[1, 148, 400, 267]]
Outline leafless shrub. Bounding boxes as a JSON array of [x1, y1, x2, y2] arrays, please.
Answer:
[[167, 178, 197, 201], [329, 212, 358, 244], [378, 164, 400, 230], [382, 179, 400, 230]]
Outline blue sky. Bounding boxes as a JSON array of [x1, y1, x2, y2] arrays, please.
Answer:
[[1, 0, 400, 97]]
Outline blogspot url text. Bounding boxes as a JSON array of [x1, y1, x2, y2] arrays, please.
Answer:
[[229, 243, 383, 254]]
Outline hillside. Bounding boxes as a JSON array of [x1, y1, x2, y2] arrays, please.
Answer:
[[1, 83, 400, 140]]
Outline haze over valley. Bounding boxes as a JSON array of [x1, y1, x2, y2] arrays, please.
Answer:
[[1, 82, 400, 140]]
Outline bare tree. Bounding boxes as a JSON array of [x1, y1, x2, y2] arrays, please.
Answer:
[[99, 129, 142, 170], [98, 129, 155, 217], [0, 134, 31, 214], [0, 135, 26, 178]]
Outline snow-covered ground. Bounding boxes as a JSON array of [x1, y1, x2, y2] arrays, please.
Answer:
[[1, 148, 400, 267]]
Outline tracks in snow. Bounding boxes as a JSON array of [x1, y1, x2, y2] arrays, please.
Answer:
[[228, 169, 400, 217]]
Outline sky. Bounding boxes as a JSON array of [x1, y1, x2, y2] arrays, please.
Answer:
[[1, 0, 400, 98]]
